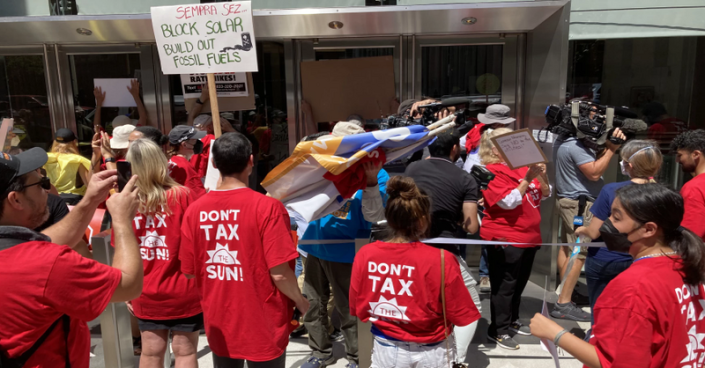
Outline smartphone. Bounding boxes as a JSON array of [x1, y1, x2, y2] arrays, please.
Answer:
[[116, 161, 132, 192]]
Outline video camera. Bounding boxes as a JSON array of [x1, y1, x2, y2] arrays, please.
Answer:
[[544, 101, 646, 149], [470, 165, 495, 191], [386, 97, 476, 130]]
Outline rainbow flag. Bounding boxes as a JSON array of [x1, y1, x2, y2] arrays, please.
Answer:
[[262, 120, 456, 223]]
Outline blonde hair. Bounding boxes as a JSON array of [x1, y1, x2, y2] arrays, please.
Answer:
[[50, 141, 79, 155], [620, 139, 662, 182], [126, 138, 186, 216], [479, 127, 513, 165]]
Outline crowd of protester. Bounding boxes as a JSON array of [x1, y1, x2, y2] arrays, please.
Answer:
[[0, 90, 705, 368]]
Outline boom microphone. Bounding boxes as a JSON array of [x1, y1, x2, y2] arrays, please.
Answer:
[[615, 118, 648, 133]]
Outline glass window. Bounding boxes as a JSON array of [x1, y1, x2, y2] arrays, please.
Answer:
[[0, 55, 53, 152], [567, 37, 705, 188], [68, 53, 141, 157], [421, 45, 503, 103]]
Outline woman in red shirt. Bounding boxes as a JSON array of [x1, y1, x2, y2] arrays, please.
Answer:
[[478, 127, 551, 350], [530, 183, 705, 367], [124, 139, 202, 368], [350, 176, 480, 368], [167, 125, 207, 199]]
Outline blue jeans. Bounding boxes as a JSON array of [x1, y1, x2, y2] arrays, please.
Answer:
[[295, 255, 304, 279], [585, 256, 632, 325], [479, 245, 489, 277]]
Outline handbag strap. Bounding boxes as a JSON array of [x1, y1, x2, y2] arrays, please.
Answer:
[[440, 249, 451, 368]]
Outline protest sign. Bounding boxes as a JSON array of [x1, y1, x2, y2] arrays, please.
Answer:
[[540, 277, 562, 368], [94, 79, 137, 107], [1, 119, 14, 152], [181, 72, 248, 98], [490, 128, 548, 170], [150, 2, 258, 75]]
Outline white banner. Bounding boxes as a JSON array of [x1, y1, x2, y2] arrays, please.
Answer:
[[180, 73, 248, 99], [150, 2, 258, 75]]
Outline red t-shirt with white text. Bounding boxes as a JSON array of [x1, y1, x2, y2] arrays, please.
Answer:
[[350, 241, 480, 343], [114, 188, 201, 320], [480, 163, 543, 245], [590, 256, 705, 367], [169, 155, 206, 200], [180, 187, 298, 361], [681, 174, 705, 241], [189, 134, 215, 179], [0, 241, 121, 368]]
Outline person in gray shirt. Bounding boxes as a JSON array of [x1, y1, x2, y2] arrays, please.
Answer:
[[551, 128, 625, 322]]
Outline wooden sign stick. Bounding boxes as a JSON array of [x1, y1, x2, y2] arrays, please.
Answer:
[[207, 73, 222, 138]]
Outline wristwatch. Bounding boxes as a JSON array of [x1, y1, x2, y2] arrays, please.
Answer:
[[196, 98, 204, 105], [104, 157, 116, 163]]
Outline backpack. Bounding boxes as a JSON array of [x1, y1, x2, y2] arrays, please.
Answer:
[[0, 237, 71, 368]]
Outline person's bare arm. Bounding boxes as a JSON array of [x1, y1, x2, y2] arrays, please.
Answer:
[[100, 132, 117, 171], [41, 170, 118, 249], [128, 79, 148, 126], [78, 164, 91, 189], [270, 262, 310, 315], [361, 162, 385, 223], [93, 87, 105, 128], [576, 218, 604, 241], [90, 132, 103, 173], [108, 175, 144, 302], [578, 129, 626, 181], [187, 86, 208, 126], [530, 313, 602, 368], [462, 202, 479, 234], [73, 239, 93, 259], [536, 164, 551, 197]]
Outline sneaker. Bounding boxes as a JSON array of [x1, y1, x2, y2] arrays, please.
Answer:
[[301, 356, 336, 368], [479, 277, 491, 293], [509, 320, 531, 336], [345, 363, 358, 368], [572, 291, 590, 306], [290, 324, 307, 338], [488, 333, 519, 350], [329, 329, 344, 342], [550, 302, 591, 322]]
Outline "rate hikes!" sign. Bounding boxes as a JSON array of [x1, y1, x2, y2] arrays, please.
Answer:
[[151, 2, 258, 75]]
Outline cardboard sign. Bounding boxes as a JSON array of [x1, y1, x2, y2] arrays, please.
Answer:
[[181, 72, 248, 99], [490, 128, 548, 170], [300, 56, 396, 123], [150, 2, 258, 75], [94, 79, 137, 107], [1, 118, 14, 152]]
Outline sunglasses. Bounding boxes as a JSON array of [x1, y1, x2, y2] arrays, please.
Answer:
[[21, 176, 51, 191]]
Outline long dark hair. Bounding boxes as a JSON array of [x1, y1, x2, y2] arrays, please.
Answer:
[[615, 183, 705, 284]]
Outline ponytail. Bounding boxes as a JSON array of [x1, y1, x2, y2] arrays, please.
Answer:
[[615, 183, 705, 284], [385, 176, 431, 242]]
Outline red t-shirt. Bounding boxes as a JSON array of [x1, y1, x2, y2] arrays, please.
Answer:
[[179, 187, 298, 361], [480, 163, 543, 245], [0, 241, 121, 368], [169, 155, 206, 200], [590, 256, 705, 367], [113, 188, 201, 320], [349, 241, 480, 343], [681, 174, 705, 241], [189, 134, 215, 179]]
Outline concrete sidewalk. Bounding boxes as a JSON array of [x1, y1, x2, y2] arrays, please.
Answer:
[[89, 270, 591, 368]]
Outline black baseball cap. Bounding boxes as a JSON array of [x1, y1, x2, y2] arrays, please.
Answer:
[[54, 128, 76, 143], [169, 125, 206, 145], [0, 148, 48, 193]]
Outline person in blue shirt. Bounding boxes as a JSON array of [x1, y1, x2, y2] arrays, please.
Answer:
[[299, 122, 388, 368], [575, 139, 663, 325]]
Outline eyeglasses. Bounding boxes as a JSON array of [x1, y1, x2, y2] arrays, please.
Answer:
[[21, 176, 51, 191]]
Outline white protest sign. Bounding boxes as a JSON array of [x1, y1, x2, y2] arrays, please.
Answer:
[[490, 128, 548, 170], [181, 72, 248, 99], [151, 2, 258, 75], [94, 79, 137, 107], [203, 143, 220, 191], [540, 277, 561, 368]]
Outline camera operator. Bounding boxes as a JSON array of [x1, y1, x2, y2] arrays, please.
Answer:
[[404, 129, 482, 362], [552, 122, 626, 322]]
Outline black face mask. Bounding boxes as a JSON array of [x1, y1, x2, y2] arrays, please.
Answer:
[[192, 140, 204, 155], [599, 218, 638, 253]]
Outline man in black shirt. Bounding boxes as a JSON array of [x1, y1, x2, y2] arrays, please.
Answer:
[[404, 129, 481, 363]]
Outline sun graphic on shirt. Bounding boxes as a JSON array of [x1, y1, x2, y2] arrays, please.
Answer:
[[139, 230, 167, 248], [368, 296, 410, 322], [682, 325, 705, 363], [206, 243, 241, 265]]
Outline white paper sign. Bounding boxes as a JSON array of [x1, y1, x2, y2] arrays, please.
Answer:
[[204, 144, 220, 191], [540, 278, 561, 368], [150, 2, 258, 75], [180, 72, 248, 99], [491, 128, 548, 170], [93, 79, 137, 107]]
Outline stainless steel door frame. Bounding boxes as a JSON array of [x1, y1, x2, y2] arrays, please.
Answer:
[[412, 34, 521, 125]]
